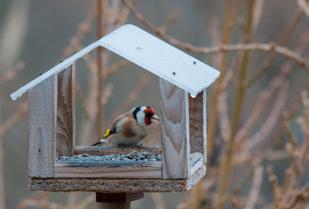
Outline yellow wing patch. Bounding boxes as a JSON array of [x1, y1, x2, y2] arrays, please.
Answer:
[[103, 129, 110, 138]]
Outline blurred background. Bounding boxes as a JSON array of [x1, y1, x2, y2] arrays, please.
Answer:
[[0, 0, 308, 208]]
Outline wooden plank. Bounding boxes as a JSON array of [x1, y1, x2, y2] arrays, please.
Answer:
[[28, 76, 57, 177], [54, 162, 161, 178], [159, 78, 190, 179], [56, 64, 75, 157], [189, 90, 207, 163], [29, 164, 206, 192], [74, 145, 161, 156]]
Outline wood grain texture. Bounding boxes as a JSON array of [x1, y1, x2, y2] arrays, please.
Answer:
[[54, 162, 161, 178], [28, 76, 57, 177], [159, 78, 190, 179], [29, 164, 205, 192], [189, 90, 207, 163], [56, 65, 75, 157], [74, 145, 161, 156]]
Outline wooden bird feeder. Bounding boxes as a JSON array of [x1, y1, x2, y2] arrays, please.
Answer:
[[10, 25, 219, 197]]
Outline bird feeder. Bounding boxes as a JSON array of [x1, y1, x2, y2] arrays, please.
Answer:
[[10, 25, 219, 194]]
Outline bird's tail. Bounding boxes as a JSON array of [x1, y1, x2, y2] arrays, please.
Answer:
[[91, 138, 108, 146], [92, 129, 111, 146]]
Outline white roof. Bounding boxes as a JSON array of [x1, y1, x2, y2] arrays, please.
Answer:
[[10, 24, 220, 101]]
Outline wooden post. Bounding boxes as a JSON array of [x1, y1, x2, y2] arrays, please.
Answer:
[[189, 90, 207, 163], [56, 64, 75, 158], [159, 78, 190, 179], [28, 75, 57, 177], [96, 193, 143, 209]]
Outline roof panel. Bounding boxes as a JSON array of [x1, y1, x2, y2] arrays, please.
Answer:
[[100, 25, 220, 97], [10, 24, 219, 101]]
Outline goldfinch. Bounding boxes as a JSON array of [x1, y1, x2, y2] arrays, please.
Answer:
[[92, 106, 160, 147]]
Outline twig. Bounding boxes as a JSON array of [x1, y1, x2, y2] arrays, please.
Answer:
[[0, 61, 25, 85], [109, 73, 150, 120], [208, 0, 235, 157], [63, 5, 95, 57], [150, 193, 165, 209], [0, 102, 27, 138], [236, 61, 292, 142], [267, 166, 282, 207], [215, 1, 256, 208], [103, 59, 129, 78], [217, 92, 230, 142], [284, 187, 309, 209], [298, 0, 309, 16], [246, 8, 306, 87], [100, 83, 113, 106], [244, 160, 263, 209], [248, 83, 289, 150], [217, 58, 239, 142], [176, 194, 192, 209], [159, 9, 181, 33], [231, 195, 243, 209]]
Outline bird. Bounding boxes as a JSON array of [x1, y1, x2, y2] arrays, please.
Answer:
[[92, 106, 160, 147]]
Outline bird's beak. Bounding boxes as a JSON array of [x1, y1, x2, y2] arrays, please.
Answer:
[[151, 115, 160, 121]]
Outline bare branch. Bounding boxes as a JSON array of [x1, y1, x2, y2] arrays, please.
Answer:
[[122, 0, 309, 70], [298, 0, 309, 16]]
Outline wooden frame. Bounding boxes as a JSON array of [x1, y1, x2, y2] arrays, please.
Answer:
[[27, 66, 206, 179]]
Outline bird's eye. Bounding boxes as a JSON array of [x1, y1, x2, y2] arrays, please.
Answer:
[[145, 112, 153, 117]]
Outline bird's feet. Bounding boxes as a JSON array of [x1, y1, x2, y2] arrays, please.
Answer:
[[117, 143, 126, 150], [137, 143, 143, 152]]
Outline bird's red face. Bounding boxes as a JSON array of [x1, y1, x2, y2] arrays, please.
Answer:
[[144, 107, 159, 126]]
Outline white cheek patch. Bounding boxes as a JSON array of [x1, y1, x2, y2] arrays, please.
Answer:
[[136, 107, 146, 126]]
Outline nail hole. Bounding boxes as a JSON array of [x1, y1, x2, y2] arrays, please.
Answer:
[[172, 72, 176, 75], [193, 61, 197, 65]]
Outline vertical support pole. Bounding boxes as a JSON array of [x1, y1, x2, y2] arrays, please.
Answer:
[[56, 64, 75, 158], [189, 90, 207, 163], [159, 79, 190, 179], [96, 193, 143, 209], [28, 75, 57, 177]]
